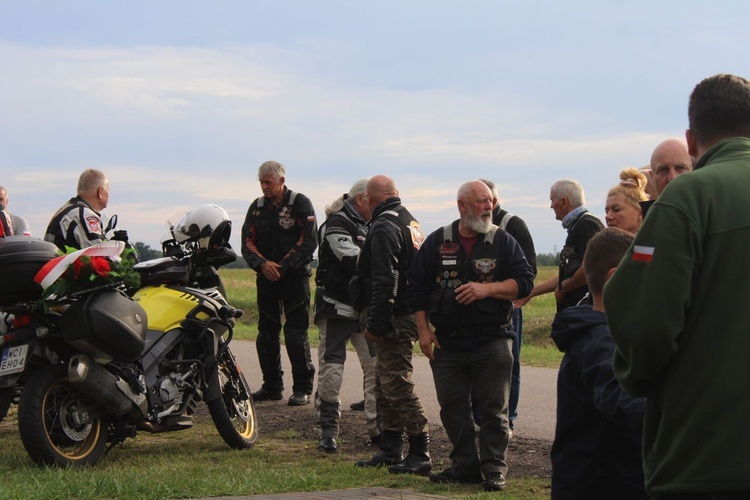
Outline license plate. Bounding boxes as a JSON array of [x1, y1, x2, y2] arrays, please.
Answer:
[[0, 344, 28, 375]]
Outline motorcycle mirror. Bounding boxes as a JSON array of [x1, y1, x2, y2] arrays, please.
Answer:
[[105, 214, 118, 234]]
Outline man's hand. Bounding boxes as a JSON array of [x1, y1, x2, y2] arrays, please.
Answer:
[[455, 282, 488, 305], [261, 260, 283, 282], [363, 328, 383, 343], [418, 325, 440, 361], [514, 295, 532, 308]]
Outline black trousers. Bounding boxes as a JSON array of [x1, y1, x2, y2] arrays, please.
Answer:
[[255, 272, 315, 394]]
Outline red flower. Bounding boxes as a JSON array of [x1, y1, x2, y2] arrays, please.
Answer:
[[90, 257, 111, 277], [73, 258, 84, 279]]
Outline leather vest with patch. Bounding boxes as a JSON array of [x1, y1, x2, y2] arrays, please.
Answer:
[[428, 221, 512, 337]]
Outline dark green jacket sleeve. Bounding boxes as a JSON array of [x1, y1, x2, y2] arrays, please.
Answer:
[[603, 200, 698, 397]]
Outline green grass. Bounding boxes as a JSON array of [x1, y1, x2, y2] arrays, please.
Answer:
[[223, 266, 563, 368], [0, 406, 550, 499], [0, 268, 561, 499]]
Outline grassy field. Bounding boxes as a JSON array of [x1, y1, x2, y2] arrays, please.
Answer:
[[0, 404, 550, 499], [223, 266, 563, 368], [0, 267, 561, 499]]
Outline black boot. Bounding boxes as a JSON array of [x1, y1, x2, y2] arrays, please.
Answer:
[[388, 432, 431, 475], [355, 430, 404, 467]]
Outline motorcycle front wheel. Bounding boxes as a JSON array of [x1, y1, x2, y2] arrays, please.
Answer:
[[207, 347, 258, 449], [17, 363, 110, 467]]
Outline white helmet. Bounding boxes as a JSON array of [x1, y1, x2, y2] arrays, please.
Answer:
[[172, 204, 232, 250]]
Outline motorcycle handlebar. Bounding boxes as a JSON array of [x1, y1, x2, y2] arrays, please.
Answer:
[[219, 305, 243, 320]]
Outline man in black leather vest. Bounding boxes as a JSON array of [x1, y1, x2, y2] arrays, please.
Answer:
[[242, 160, 318, 406], [352, 175, 431, 476], [409, 180, 534, 492]]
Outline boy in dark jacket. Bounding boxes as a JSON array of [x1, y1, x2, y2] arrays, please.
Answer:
[[550, 227, 646, 499]]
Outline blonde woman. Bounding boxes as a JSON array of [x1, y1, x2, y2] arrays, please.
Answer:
[[604, 168, 649, 234]]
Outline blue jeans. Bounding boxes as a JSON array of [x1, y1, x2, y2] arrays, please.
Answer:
[[509, 307, 522, 428], [432, 337, 512, 476]]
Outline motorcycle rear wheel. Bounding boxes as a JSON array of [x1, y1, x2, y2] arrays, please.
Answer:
[[18, 363, 110, 467], [0, 387, 13, 423], [207, 347, 258, 449]]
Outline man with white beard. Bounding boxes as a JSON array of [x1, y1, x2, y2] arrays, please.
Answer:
[[408, 180, 534, 492]]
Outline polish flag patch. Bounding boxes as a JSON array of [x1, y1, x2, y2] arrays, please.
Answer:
[[632, 245, 655, 262]]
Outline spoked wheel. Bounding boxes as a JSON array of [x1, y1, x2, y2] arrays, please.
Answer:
[[207, 347, 258, 449], [0, 387, 13, 423], [18, 364, 109, 467]]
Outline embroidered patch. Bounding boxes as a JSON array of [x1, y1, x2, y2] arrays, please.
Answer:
[[87, 216, 101, 233], [409, 222, 425, 249], [474, 258, 496, 274], [279, 217, 295, 230], [438, 242, 460, 256], [632, 245, 655, 262]]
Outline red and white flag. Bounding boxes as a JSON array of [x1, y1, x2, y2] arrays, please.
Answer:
[[632, 245, 655, 263], [34, 240, 125, 290]]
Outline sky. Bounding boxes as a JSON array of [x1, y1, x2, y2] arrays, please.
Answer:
[[1, 1, 748, 255]]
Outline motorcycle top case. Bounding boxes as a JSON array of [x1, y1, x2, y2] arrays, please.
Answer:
[[134, 257, 188, 286], [0, 236, 60, 306], [60, 288, 148, 361]]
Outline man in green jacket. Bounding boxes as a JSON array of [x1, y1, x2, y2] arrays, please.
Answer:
[[604, 73, 750, 496]]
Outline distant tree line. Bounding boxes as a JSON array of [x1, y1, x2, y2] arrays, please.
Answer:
[[135, 240, 559, 270], [536, 252, 561, 267]]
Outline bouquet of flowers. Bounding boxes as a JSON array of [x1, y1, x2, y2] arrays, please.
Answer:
[[34, 241, 141, 308]]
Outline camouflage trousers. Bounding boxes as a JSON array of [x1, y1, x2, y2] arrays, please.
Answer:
[[373, 313, 429, 436], [314, 315, 381, 439]]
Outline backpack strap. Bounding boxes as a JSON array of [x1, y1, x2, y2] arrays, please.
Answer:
[[444, 222, 497, 245], [255, 190, 297, 208], [498, 212, 513, 230]]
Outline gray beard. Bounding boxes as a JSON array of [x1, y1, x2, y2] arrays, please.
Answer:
[[465, 213, 492, 234]]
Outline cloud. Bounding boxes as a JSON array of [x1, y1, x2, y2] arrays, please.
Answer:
[[0, 37, 696, 254]]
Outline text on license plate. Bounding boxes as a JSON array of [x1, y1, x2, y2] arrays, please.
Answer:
[[0, 344, 28, 375]]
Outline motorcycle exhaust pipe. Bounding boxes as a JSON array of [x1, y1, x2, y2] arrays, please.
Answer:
[[68, 354, 135, 416]]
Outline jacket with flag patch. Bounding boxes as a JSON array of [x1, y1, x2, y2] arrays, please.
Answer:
[[44, 196, 106, 250], [604, 137, 750, 494], [241, 186, 318, 276]]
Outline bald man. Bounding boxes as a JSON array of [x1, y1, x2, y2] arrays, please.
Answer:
[[409, 180, 534, 491], [0, 185, 31, 237], [639, 138, 694, 218], [45, 169, 112, 250], [353, 175, 431, 475], [650, 138, 693, 195]]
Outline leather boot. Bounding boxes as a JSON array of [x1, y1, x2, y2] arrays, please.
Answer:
[[355, 430, 404, 467], [388, 432, 431, 475]]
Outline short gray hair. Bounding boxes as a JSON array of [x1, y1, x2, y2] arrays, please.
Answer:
[[77, 169, 108, 195], [550, 179, 585, 207], [479, 178, 499, 199], [258, 160, 285, 179], [325, 178, 368, 216]]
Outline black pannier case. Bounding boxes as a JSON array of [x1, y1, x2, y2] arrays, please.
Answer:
[[0, 236, 59, 306], [60, 289, 147, 361]]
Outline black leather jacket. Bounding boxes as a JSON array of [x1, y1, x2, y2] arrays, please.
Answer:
[[241, 187, 318, 275], [352, 197, 423, 336]]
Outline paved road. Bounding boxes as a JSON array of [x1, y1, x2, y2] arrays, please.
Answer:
[[229, 340, 557, 442]]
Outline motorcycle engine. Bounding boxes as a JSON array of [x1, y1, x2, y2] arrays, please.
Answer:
[[155, 366, 197, 418]]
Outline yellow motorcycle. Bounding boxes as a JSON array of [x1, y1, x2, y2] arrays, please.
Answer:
[[12, 204, 257, 466]]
